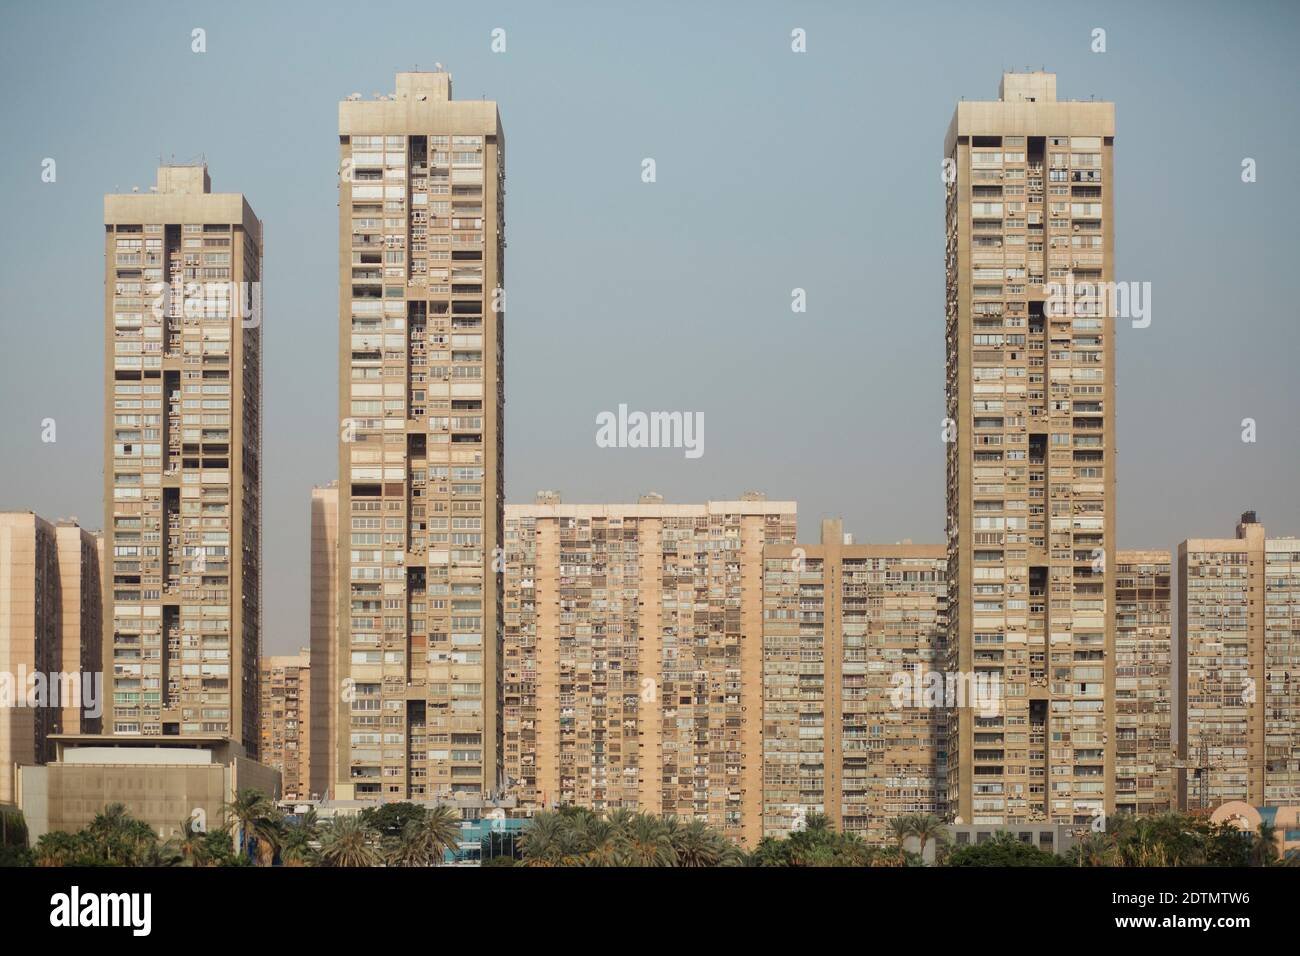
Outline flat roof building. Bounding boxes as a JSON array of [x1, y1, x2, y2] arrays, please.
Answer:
[[335, 72, 505, 802], [18, 733, 279, 842], [102, 164, 263, 752], [944, 73, 1116, 827]]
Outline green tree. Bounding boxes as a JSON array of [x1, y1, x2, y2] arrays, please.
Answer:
[[360, 801, 426, 839], [388, 805, 461, 866], [222, 789, 277, 862], [573, 813, 621, 867], [281, 809, 322, 867], [618, 814, 675, 867], [944, 832, 1067, 867], [173, 816, 209, 866], [747, 836, 793, 867], [906, 813, 948, 864], [1067, 831, 1116, 867], [1251, 821, 1279, 867], [318, 814, 382, 867], [518, 810, 569, 867], [33, 830, 84, 867], [33, 804, 179, 867], [887, 815, 912, 850], [672, 819, 729, 868], [0, 806, 31, 866]]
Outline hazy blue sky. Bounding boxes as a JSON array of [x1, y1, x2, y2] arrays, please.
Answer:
[[1, 0, 1296, 653]]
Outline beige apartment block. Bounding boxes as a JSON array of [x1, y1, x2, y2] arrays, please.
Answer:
[[0, 514, 102, 804], [944, 72, 1116, 827], [309, 482, 338, 799], [102, 165, 262, 754], [1114, 550, 1174, 815], [259, 649, 310, 800], [762, 521, 948, 843], [1179, 513, 1300, 809], [503, 493, 796, 846], [336, 72, 504, 802]]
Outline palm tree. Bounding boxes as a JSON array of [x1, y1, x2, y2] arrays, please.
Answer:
[[519, 808, 736, 867], [318, 814, 381, 867], [618, 813, 674, 867], [389, 805, 461, 867], [426, 805, 462, 858], [802, 813, 833, 838], [870, 844, 909, 868], [574, 815, 621, 867], [887, 815, 912, 850], [1070, 831, 1115, 867], [604, 807, 636, 835], [518, 811, 568, 866], [173, 816, 208, 866], [222, 789, 271, 861], [1252, 821, 1279, 867], [84, 803, 162, 866], [249, 804, 285, 866], [281, 808, 322, 867], [33, 830, 83, 867], [659, 814, 683, 856], [906, 813, 948, 864], [673, 819, 726, 867]]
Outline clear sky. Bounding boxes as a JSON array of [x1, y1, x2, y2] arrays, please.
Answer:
[[1, 0, 1296, 654]]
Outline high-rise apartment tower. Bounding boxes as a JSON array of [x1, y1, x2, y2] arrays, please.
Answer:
[[335, 71, 504, 801], [102, 165, 262, 752], [944, 73, 1115, 826]]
